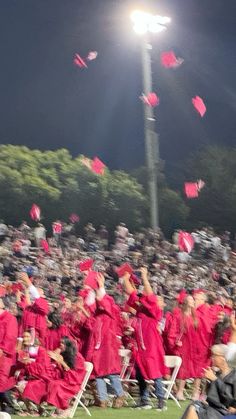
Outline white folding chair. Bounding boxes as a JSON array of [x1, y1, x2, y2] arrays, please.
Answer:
[[163, 355, 182, 408], [69, 362, 93, 418], [119, 348, 132, 380]]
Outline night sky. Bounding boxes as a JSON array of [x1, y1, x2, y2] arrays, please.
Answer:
[[0, 0, 236, 170]]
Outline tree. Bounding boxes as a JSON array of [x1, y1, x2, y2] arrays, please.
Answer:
[[0, 145, 147, 232], [177, 145, 236, 232]]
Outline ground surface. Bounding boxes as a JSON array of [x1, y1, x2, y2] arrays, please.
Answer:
[[12, 401, 189, 419]]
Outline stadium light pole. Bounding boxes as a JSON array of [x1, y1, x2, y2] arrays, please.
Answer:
[[130, 11, 171, 231]]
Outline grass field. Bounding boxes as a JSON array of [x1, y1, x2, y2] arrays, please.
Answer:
[[12, 401, 189, 419]]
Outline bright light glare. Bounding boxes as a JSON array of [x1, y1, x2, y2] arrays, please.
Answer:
[[130, 10, 151, 24], [130, 10, 171, 34], [148, 22, 166, 33], [133, 22, 148, 34]]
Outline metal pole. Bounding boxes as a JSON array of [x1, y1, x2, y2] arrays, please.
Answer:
[[141, 35, 159, 230]]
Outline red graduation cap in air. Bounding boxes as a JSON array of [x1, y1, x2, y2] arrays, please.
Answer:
[[74, 53, 88, 68], [192, 96, 206, 117], [184, 182, 199, 199], [91, 157, 106, 175], [161, 50, 184, 68], [30, 204, 41, 221], [69, 213, 80, 223], [178, 231, 195, 254], [84, 271, 99, 290], [79, 259, 94, 272], [116, 263, 133, 278], [197, 179, 205, 191], [140, 92, 159, 107]]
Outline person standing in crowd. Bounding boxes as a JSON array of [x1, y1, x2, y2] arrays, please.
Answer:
[[123, 268, 166, 411], [86, 274, 125, 408], [168, 294, 198, 400], [34, 223, 46, 248]]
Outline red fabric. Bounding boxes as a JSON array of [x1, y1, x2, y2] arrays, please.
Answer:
[[46, 352, 86, 409], [161, 50, 183, 68], [116, 263, 133, 278], [53, 222, 62, 234], [79, 259, 94, 272], [192, 96, 206, 117], [167, 310, 198, 379], [0, 311, 18, 392], [127, 292, 166, 380], [74, 53, 88, 68], [45, 325, 72, 351], [91, 157, 106, 175], [194, 304, 214, 377], [40, 239, 50, 253], [20, 297, 49, 344], [22, 347, 61, 404], [86, 295, 121, 377], [141, 92, 159, 107], [30, 204, 41, 221], [162, 311, 173, 354], [69, 213, 80, 223], [184, 182, 199, 198], [84, 271, 99, 290], [178, 231, 194, 253]]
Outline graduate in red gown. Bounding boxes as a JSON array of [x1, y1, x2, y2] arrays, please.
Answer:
[[0, 297, 18, 392], [19, 335, 86, 417], [168, 294, 198, 400], [86, 274, 125, 408], [45, 311, 72, 351], [193, 290, 214, 400], [14, 330, 57, 408], [18, 273, 49, 345], [123, 268, 166, 410]]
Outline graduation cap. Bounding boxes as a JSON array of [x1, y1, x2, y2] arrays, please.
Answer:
[[91, 157, 106, 175], [84, 271, 99, 290], [184, 182, 199, 198], [192, 96, 206, 117], [69, 213, 80, 223], [79, 259, 94, 272], [116, 263, 133, 278], [161, 51, 184, 68], [178, 231, 195, 254], [30, 204, 41, 221], [87, 51, 98, 61], [140, 92, 159, 107], [73, 53, 88, 68]]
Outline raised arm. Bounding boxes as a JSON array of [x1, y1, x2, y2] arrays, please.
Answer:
[[141, 267, 153, 295]]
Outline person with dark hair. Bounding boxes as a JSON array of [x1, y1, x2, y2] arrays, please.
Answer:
[[46, 337, 86, 416], [45, 311, 72, 351], [18, 336, 86, 416]]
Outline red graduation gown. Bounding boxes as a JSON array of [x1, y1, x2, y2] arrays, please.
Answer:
[[128, 292, 166, 380], [0, 310, 18, 391], [20, 297, 49, 344], [168, 310, 198, 379], [45, 325, 72, 351], [194, 304, 214, 377], [86, 295, 121, 378], [46, 352, 86, 410]]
